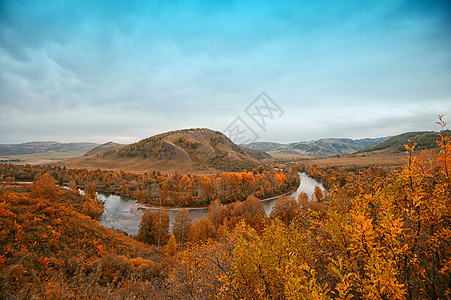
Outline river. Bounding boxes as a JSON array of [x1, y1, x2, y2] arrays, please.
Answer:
[[98, 173, 325, 236]]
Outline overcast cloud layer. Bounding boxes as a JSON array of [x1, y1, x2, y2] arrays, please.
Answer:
[[1, 0, 450, 144]]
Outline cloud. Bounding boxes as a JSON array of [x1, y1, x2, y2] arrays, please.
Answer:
[[0, 0, 450, 143]]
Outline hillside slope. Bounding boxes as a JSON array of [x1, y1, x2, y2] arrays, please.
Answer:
[[358, 131, 445, 153], [0, 141, 98, 156], [0, 182, 161, 298], [61, 128, 270, 173], [246, 137, 388, 158], [244, 142, 283, 152], [84, 141, 124, 156]]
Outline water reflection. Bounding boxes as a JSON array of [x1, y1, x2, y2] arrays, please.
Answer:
[[263, 173, 326, 216]]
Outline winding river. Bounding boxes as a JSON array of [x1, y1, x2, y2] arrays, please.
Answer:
[[98, 173, 325, 236]]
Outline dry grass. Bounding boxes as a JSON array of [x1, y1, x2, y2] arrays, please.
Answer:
[[56, 155, 221, 174], [0, 152, 83, 165], [271, 149, 414, 169]]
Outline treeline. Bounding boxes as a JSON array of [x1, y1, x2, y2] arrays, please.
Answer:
[[137, 192, 313, 249], [0, 164, 299, 207], [297, 163, 389, 190]]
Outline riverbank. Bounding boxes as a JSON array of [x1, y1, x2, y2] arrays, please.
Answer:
[[99, 173, 325, 235]]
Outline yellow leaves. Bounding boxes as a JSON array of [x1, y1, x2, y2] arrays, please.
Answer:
[[361, 253, 405, 300], [285, 265, 331, 300], [226, 222, 322, 299], [329, 259, 356, 300], [165, 234, 178, 256]]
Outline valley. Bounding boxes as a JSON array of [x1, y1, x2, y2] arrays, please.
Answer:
[[0, 126, 449, 299]]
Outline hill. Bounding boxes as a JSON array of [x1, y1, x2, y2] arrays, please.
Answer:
[[84, 141, 124, 156], [358, 131, 446, 153], [244, 142, 283, 152], [246, 137, 388, 158], [0, 180, 161, 298], [0, 141, 98, 156], [60, 128, 271, 173]]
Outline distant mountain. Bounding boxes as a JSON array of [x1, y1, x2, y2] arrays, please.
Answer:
[[245, 137, 389, 158], [0, 141, 99, 156], [61, 128, 271, 173], [358, 131, 445, 153], [84, 142, 124, 156], [244, 142, 283, 152]]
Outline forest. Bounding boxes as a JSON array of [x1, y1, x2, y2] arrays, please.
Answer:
[[0, 165, 299, 208], [0, 121, 449, 299]]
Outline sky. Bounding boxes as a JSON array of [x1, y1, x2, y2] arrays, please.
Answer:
[[1, 0, 451, 144]]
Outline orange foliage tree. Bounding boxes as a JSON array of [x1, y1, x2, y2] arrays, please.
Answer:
[[269, 195, 300, 225], [219, 120, 451, 299], [31, 173, 59, 199], [172, 209, 192, 248], [137, 208, 170, 246], [189, 218, 216, 244]]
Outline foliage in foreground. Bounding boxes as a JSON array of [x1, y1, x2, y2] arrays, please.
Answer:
[[168, 122, 450, 299], [1, 120, 449, 299], [0, 178, 163, 299]]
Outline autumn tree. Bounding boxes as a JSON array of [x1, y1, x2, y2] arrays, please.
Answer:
[[31, 173, 59, 199], [297, 191, 309, 202], [167, 238, 233, 299], [67, 180, 78, 194], [313, 185, 323, 201], [207, 198, 229, 228], [229, 195, 266, 230], [322, 122, 451, 299], [172, 209, 192, 248], [84, 182, 97, 199], [270, 195, 299, 225], [138, 208, 170, 246], [189, 218, 216, 244], [222, 222, 329, 299], [166, 234, 178, 256]]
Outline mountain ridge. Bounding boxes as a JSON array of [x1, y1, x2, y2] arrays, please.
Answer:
[[0, 141, 99, 156], [357, 131, 447, 154], [244, 137, 389, 158]]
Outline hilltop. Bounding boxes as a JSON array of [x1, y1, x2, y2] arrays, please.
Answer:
[[84, 141, 124, 156], [245, 137, 388, 158], [60, 128, 270, 173]]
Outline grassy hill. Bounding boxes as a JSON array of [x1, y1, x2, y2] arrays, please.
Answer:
[[358, 131, 446, 153], [244, 142, 283, 152], [246, 137, 388, 158], [84, 141, 124, 156], [61, 128, 270, 173], [0, 141, 98, 156]]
